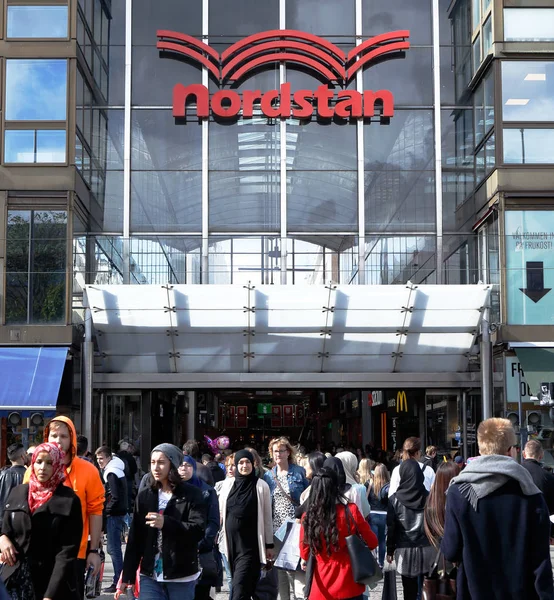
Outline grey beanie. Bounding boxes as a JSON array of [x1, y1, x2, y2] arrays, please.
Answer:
[[152, 443, 183, 471]]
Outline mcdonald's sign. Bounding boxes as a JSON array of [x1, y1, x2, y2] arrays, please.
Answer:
[[397, 390, 408, 413]]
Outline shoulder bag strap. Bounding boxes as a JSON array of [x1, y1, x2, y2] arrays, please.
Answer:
[[344, 503, 359, 537], [273, 472, 298, 507], [428, 547, 443, 577]]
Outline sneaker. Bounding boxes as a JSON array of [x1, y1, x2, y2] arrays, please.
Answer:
[[103, 584, 118, 594]]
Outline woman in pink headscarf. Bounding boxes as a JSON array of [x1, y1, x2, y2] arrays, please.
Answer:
[[0, 442, 83, 600]]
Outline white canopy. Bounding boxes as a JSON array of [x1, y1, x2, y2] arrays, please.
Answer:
[[85, 283, 490, 375]]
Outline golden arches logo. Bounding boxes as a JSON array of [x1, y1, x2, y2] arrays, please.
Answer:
[[397, 391, 408, 413]]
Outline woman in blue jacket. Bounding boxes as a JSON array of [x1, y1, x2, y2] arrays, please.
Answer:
[[263, 437, 308, 600], [180, 455, 221, 600]]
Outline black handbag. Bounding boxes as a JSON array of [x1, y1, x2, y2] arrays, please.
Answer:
[[199, 547, 223, 587], [344, 505, 382, 586], [422, 549, 456, 600]]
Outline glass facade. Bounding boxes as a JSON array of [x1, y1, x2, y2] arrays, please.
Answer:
[[68, 0, 496, 289]]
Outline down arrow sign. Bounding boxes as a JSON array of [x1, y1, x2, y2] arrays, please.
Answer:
[[520, 261, 552, 303]]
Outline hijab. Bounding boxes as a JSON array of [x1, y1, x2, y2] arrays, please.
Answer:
[[28, 443, 66, 514], [182, 455, 202, 488], [394, 458, 428, 510], [323, 457, 351, 492], [227, 449, 258, 517], [335, 451, 359, 486]]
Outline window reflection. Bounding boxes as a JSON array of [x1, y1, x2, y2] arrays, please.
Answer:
[[6, 210, 67, 324], [7, 6, 68, 38], [287, 0, 355, 37], [503, 129, 554, 164], [504, 9, 554, 42], [209, 0, 278, 36], [365, 111, 433, 171], [131, 171, 202, 232], [210, 116, 279, 171], [209, 172, 280, 232], [288, 171, 357, 232], [502, 61, 554, 122], [132, 110, 202, 171], [365, 171, 435, 233], [5, 130, 66, 164], [6, 60, 67, 121], [363, 0, 432, 45], [132, 0, 202, 43], [364, 236, 435, 284]]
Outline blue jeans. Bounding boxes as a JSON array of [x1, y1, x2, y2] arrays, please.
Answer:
[[221, 553, 232, 596], [106, 515, 125, 584], [140, 574, 197, 600], [369, 512, 387, 567]]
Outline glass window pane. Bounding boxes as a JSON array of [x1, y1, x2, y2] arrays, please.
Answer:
[[131, 171, 202, 232], [209, 0, 278, 36], [484, 69, 494, 133], [504, 9, 554, 42], [210, 117, 279, 171], [483, 17, 492, 55], [5, 131, 35, 163], [36, 130, 66, 163], [31, 211, 67, 324], [472, 35, 481, 75], [365, 171, 435, 233], [475, 144, 485, 184], [502, 61, 554, 122], [474, 82, 484, 147], [288, 0, 355, 37], [132, 0, 202, 44], [289, 119, 356, 171], [363, 0, 432, 45], [6, 60, 67, 120], [210, 172, 280, 232], [365, 110, 433, 171], [485, 133, 495, 173], [472, 0, 480, 31], [288, 171, 357, 232], [132, 110, 202, 171], [7, 6, 68, 38], [6, 211, 30, 324], [503, 129, 554, 164], [362, 48, 434, 106]]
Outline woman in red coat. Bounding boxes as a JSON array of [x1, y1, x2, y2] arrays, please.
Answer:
[[300, 467, 378, 600]]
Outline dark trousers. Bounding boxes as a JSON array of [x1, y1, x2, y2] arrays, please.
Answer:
[[401, 574, 422, 600], [76, 558, 86, 600], [194, 583, 212, 600]]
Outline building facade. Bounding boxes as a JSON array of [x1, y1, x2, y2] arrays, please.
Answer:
[[0, 0, 552, 462]]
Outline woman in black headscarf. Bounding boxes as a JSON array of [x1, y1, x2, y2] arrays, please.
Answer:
[[386, 458, 434, 600], [322, 456, 366, 515], [218, 449, 274, 600]]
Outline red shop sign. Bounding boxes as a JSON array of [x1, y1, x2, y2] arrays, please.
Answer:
[[157, 29, 410, 122]]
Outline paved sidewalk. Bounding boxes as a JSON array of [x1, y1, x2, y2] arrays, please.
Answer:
[[97, 545, 554, 600]]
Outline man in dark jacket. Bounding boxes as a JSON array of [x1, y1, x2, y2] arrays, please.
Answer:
[[96, 446, 128, 593], [522, 439, 554, 537], [422, 445, 438, 472], [117, 440, 137, 513], [0, 443, 28, 527], [442, 418, 553, 600]]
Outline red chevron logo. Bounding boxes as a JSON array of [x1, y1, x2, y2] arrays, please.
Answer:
[[156, 29, 410, 85]]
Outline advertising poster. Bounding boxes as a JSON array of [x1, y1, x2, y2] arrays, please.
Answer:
[[236, 406, 248, 428], [271, 405, 282, 428], [506, 211, 554, 324], [283, 405, 294, 427]]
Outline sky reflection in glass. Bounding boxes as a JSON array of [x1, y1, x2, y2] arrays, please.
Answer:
[[6, 60, 67, 121]]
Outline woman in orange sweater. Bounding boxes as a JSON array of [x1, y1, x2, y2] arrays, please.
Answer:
[[299, 468, 378, 600]]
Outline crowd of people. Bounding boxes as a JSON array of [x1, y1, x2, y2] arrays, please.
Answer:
[[0, 418, 553, 600]]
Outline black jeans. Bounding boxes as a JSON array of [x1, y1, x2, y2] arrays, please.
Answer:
[[401, 574, 423, 600], [75, 558, 86, 600], [194, 583, 212, 600]]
